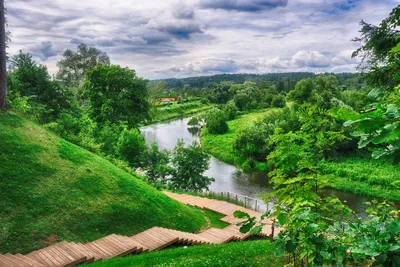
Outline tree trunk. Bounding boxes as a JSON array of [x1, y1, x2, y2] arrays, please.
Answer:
[[0, 0, 7, 110]]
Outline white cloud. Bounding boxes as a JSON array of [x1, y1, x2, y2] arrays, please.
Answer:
[[6, 0, 398, 79]]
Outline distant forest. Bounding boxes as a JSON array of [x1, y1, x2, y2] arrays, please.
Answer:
[[150, 72, 365, 92]]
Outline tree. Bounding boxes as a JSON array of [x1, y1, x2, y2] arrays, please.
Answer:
[[352, 5, 400, 89], [57, 43, 110, 88], [0, 0, 7, 110], [117, 128, 147, 168], [170, 140, 214, 192], [8, 51, 74, 122], [83, 65, 150, 128], [143, 143, 173, 187]]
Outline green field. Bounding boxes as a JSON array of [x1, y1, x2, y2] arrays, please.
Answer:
[[91, 240, 284, 267], [201, 110, 400, 201], [0, 112, 207, 254]]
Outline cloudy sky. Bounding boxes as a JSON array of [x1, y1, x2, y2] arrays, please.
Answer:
[[8, 0, 400, 79]]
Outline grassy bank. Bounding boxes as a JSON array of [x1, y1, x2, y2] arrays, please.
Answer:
[[90, 240, 284, 267], [201, 110, 400, 201], [0, 112, 207, 254], [151, 101, 214, 123], [201, 109, 274, 171]]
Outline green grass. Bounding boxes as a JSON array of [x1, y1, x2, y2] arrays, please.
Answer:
[[193, 208, 229, 230], [90, 240, 284, 267], [320, 155, 400, 201], [0, 112, 207, 254], [152, 101, 214, 123], [201, 109, 275, 171]]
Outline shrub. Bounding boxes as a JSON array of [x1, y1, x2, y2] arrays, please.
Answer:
[[206, 109, 229, 134], [271, 95, 286, 108], [188, 116, 200, 126], [224, 102, 239, 120], [200, 98, 209, 105]]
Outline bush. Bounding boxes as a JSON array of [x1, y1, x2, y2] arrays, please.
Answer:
[[116, 129, 147, 168], [188, 116, 200, 126], [200, 98, 209, 105], [224, 102, 238, 120], [271, 95, 286, 108], [206, 109, 229, 134]]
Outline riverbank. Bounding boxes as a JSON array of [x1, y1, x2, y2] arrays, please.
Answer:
[[147, 101, 214, 125], [201, 110, 400, 202]]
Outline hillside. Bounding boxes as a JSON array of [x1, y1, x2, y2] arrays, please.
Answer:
[[0, 112, 206, 254]]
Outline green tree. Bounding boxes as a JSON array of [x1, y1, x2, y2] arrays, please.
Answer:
[[143, 143, 173, 187], [170, 140, 214, 192], [223, 101, 238, 120], [8, 51, 74, 122], [57, 43, 110, 88], [83, 65, 150, 128], [352, 5, 400, 89], [117, 128, 147, 168]]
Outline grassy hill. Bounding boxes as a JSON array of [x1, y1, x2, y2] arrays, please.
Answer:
[[0, 112, 206, 254]]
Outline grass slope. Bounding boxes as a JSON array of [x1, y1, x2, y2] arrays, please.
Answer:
[[91, 240, 284, 267], [201, 110, 400, 201], [0, 112, 206, 254]]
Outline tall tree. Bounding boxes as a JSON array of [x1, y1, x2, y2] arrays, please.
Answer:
[[56, 43, 110, 88], [0, 0, 7, 110], [83, 65, 150, 128]]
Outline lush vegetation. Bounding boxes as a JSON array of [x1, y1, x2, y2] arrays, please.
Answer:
[[0, 112, 207, 254], [90, 240, 284, 267], [233, 7, 400, 267]]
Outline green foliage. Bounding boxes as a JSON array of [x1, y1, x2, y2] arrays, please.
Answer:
[[343, 88, 400, 163], [188, 116, 200, 126], [90, 240, 284, 267], [143, 143, 173, 187], [153, 101, 212, 123], [206, 109, 228, 134], [286, 75, 342, 109], [8, 51, 75, 122], [84, 65, 150, 128], [57, 43, 110, 88], [117, 129, 147, 168], [223, 101, 238, 120], [0, 113, 206, 253], [170, 140, 214, 192]]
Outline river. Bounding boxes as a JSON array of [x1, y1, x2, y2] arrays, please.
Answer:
[[141, 117, 371, 216]]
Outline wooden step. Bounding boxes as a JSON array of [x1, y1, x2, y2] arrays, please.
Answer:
[[12, 254, 45, 267], [130, 227, 179, 252], [198, 228, 235, 244]]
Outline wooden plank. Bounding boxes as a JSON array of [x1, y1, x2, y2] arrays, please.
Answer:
[[14, 254, 45, 267], [53, 242, 86, 265], [0, 255, 25, 267]]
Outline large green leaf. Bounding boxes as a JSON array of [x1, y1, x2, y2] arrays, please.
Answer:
[[233, 210, 250, 219], [367, 88, 384, 101], [383, 104, 400, 120]]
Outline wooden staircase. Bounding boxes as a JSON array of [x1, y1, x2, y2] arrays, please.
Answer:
[[0, 192, 279, 267]]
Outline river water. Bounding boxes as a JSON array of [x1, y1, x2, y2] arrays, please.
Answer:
[[141, 117, 371, 216]]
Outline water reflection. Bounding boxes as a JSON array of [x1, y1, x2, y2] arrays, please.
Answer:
[[141, 118, 369, 216]]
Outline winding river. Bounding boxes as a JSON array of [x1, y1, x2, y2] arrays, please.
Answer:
[[141, 117, 371, 216]]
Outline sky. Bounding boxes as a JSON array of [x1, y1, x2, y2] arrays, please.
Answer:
[[7, 0, 400, 80]]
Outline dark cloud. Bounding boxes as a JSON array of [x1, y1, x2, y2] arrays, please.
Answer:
[[172, 2, 195, 19], [29, 41, 57, 61], [8, 7, 79, 31], [200, 0, 288, 12], [151, 21, 204, 39]]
